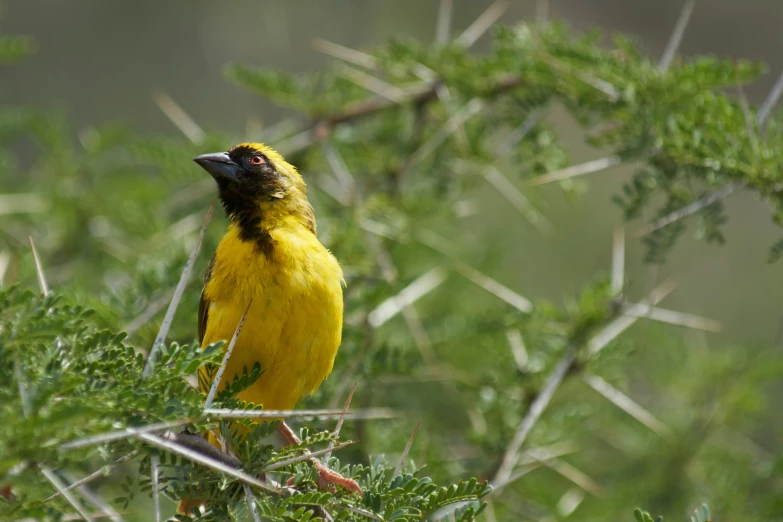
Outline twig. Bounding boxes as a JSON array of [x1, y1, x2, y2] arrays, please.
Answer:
[[480, 165, 552, 233], [583, 373, 675, 441], [29, 237, 48, 296], [152, 89, 205, 144], [456, 263, 533, 313], [122, 293, 171, 336], [262, 440, 358, 472], [528, 156, 622, 186], [138, 432, 278, 493], [150, 455, 160, 522], [164, 431, 242, 468], [319, 84, 436, 129], [277, 128, 320, 156], [736, 80, 761, 163], [312, 38, 377, 69], [491, 442, 578, 494], [322, 143, 356, 204], [307, 74, 523, 144], [540, 52, 620, 101], [611, 225, 625, 295], [456, 0, 509, 48], [757, 69, 783, 126], [19, 238, 47, 418], [407, 98, 483, 168], [321, 507, 336, 522], [372, 242, 439, 365], [244, 484, 262, 522], [315, 171, 352, 206], [435, 0, 453, 43], [495, 110, 543, 158], [393, 421, 421, 478], [636, 65, 783, 238], [143, 201, 214, 379], [645, 265, 661, 335], [635, 182, 744, 237], [492, 348, 576, 485], [588, 278, 677, 356], [505, 329, 528, 372], [638, 65, 783, 236], [336, 64, 409, 103], [323, 383, 356, 465], [359, 218, 397, 240], [517, 441, 579, 467], [182, 69, 521, 161], [67, 476, 125, 522], [417, 230, 533, 313], [368, 267, 447, 327], [330, 283, 375, 411], [658, 0, 696, 72], [622, 304, 722, 332], [204, 300, 252, 409], [0, 249, 10, 285], [434, 83, 470, 153], [45, 452, 138, 503], [538, 458, 603, 497], [61, 420, 192, 450], [204, 408, 391, 419], [41, 467, 94, 522]]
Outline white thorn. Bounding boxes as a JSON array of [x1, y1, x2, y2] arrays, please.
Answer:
[[152, 90, 205, 144], [204, 301, 252, 409], [588, 279, 678, 356], [368, 267, 447, 327], [611, 225, 625, 295], [435, 0, 453, 43], [658, 0, 696, 72], [528, 156, 622, 186], [143, 201, 213, 379], [456, 0, 509, 48]]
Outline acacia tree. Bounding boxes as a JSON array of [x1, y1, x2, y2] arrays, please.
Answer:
[[2, 2, 782, 520]]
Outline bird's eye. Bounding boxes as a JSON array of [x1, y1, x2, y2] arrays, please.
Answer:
[[249, 155, 265, 165]]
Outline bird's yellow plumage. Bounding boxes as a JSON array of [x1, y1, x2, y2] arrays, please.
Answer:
[[202, 217, 343, 410], [195, 142, 344, 411], [179, 143, 357, 514]]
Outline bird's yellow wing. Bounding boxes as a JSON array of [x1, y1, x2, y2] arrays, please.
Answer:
[[198, 253, 216, 346]]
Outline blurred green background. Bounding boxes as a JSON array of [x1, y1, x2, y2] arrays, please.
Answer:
[[3, 1, 783, 520], [5, 0, 783, 342]]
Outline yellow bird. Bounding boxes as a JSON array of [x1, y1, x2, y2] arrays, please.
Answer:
[[179, 142, 359, 513]]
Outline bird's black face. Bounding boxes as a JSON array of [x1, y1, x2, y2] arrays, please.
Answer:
[[194, 145, 284, 216]]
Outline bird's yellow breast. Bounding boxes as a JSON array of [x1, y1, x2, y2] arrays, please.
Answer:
[[202, 217, 343, 411]]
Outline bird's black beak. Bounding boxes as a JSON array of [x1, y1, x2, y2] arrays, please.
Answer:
[[193, 152, 241, 182]]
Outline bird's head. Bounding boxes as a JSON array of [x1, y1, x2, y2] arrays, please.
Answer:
[[194, 142, 311, 224]]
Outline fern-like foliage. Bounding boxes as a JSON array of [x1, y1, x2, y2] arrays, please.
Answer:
[[0, 287, 491, 520]]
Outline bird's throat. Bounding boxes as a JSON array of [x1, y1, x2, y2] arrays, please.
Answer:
[[216, 179, 316, 255], [215, 185, 273, 255], [229, 207, 275, 256]]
